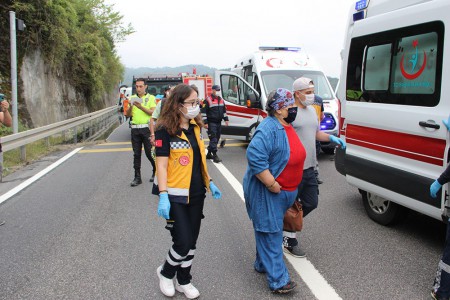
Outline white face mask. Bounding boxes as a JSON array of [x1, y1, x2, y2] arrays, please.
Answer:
[[300, 93, 315, 106], [181, 105, 200, 119]]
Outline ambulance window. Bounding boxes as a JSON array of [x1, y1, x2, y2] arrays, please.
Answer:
[[391, 32, 438, 95], [364, 44, 391, 91]]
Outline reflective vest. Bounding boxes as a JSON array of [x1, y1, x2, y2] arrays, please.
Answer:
[[130, 93, 156, 124]]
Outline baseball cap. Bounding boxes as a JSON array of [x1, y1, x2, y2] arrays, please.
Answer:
[[292, 77, 314, 91], [212, 85, 221, 91]]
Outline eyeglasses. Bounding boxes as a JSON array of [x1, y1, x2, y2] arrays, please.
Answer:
[[183, 99, 200, 108]]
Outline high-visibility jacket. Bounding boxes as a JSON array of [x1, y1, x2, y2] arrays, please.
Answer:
[[154, 120, 210, 204], [130, 93, 156, 124]]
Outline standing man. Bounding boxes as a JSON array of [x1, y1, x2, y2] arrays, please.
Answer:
[[0, 93, 12, 226], [282, 77, 346, 257], [126, 78, 157, 186], [203, 85, 229, 163]]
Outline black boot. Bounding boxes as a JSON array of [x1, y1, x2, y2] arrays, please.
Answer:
[[130, 170, 142, 187], [206, 151, 213, 159], [213, 152, 222, 163]]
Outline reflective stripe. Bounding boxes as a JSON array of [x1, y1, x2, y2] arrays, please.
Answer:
[[170, 247, 185, 260], [181, 259, 193, 268], [131, 124, 148, 128], [168, 187, 189, 196], [439, 260, 450, 274]]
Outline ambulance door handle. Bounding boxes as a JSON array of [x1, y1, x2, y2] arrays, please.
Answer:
[[419, 121, 440, 129]]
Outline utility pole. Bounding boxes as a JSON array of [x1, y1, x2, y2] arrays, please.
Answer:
[[9, 11, 25, 134]]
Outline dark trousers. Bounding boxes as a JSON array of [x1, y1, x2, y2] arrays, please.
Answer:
[[207, 122, 221, 153], [161, 197, 205, 285], [433, 219, 450, 298], [131, 127, 155, 174]]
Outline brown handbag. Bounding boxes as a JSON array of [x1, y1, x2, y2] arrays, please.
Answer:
[[283, 201, 303, 232]]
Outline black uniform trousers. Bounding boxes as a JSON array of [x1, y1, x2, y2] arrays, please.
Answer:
[[161, 196, 205, 285], [207, 122, 221, 153], [131, 127, 155, 174]]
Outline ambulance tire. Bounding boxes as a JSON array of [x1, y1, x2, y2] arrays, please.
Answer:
[[361, 190, 405, 226], [246, 124, 257, 142]]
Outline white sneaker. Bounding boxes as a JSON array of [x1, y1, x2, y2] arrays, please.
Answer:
[[157, 265, 175, 297], [175, 279, 200, 299]]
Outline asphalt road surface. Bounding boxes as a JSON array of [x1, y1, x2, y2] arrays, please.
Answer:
[[0, 123, 446, 299]]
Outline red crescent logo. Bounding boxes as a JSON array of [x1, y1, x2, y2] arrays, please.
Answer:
[[179, 156, 190, 166], [400, 51, 427, 80], [266, 58, 282, 68]]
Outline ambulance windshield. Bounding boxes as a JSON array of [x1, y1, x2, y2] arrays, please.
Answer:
[[261, 70, 334, 100]]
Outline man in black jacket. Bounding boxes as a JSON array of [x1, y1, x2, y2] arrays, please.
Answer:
[[203, 85, 229, 163]]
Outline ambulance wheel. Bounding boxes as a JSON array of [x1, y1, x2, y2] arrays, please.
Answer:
[[246, 125, 257, 142], [361, 190, 404, 225]]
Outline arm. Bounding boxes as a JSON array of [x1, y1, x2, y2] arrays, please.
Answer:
[[0, 101, 12, 127], [150, 118, 157, 146], [222, 99, 229, 125], [255, 169, 281, 193], [156, 156, 169, 192]]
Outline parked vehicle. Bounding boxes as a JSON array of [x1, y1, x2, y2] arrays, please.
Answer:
[[335, 0, 450, 225], [215, 46, 339, 151]]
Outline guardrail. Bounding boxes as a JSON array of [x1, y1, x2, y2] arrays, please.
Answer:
[[0, 106, 119, 181]]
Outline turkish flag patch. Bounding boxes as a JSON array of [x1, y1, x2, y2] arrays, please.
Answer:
[[155, 139, 163, 147]]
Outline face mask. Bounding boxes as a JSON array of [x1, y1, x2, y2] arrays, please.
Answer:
[[300, 93, 315, 106], [181, 105, 200, 119], [283, 107, 298, 124]]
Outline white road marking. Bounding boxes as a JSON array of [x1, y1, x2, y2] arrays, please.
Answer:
[[212, 161, 342, 300], [0, 147, 83, 205]]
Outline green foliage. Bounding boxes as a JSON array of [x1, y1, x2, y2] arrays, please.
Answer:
[[0, 0, 133, 109]]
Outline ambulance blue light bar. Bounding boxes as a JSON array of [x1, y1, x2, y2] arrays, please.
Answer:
[[259, 46, 301, 52], [355, 0, 369, 11]]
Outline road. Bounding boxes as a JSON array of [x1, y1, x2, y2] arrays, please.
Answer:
[[0, 122, 446, 299]]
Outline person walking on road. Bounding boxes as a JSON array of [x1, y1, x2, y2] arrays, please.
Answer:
[[244, 88, 306, 294], [429, 118, 450, 300], [282, 77, 346, 258], [203, 85, 229, 163], [153, 84, 222, 299], [125, 78, 157, 186], [0, 92, 12, 226]]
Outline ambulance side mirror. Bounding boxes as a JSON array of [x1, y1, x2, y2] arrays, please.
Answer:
[[246, 93, 261, 108]]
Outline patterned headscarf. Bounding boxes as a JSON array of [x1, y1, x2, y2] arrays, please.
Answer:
[[268, 88, 295, 110]]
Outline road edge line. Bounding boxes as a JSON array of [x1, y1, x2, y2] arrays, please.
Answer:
[[0, 147, 83, 205]]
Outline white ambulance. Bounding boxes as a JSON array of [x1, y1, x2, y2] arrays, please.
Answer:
[[215, 46, 339, 152], [335, 0, 450, 225]]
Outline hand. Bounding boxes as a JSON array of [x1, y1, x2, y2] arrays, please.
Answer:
[[209, 181, 222, 199], [134, 102, 143, 109], [329, 135, 346, 149], [1, 101, 9, 112], [430, 180, 442, 198], [157, 193, 170, 219], [225, 121, 229, 126], [150, 135, 155, 146], [204, 124, 208, 129], [443, 117, 450, 132], [267, 181, 281, 194]]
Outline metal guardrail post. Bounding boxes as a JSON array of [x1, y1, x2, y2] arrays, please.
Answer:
[[20, 145, 26, 161], [74, 126, 78, 144]]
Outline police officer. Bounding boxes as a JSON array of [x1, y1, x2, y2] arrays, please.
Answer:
[[203, 85, 228, 163], [126, 78, 157, 186]]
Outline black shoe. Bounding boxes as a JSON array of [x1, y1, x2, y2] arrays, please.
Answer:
[[283, 245, 306, 258], [206, 152, 213, 159], [130, 177, 142, 187], [213, 155, 222, 163], [272, 281, 297, 294], [219, 140, 226, 148]]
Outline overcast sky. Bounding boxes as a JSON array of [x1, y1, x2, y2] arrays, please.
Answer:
[[105, 0, 356, 78]]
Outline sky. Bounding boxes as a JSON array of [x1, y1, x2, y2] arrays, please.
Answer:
[[105, 0, 356, 78]]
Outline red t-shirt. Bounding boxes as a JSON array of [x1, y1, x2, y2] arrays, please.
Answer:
[[276, 125, 306, 191]]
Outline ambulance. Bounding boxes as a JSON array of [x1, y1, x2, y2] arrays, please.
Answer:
[[215, 46, 339, 151], [335, 0, 450, 225]]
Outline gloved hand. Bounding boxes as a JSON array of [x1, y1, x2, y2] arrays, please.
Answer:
[[430, 180, 442, 198], [209, 181, 222, 200], [329, 135, 346, 149], [157, 193, 170, 219], [443, 117, 450, 132]]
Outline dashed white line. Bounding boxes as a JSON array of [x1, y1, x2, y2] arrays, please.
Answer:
[[212, 161, 342, 300]]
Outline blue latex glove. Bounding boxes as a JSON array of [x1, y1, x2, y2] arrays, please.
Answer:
[[443, 117, 450, 132], [157, 193, 170, 219], [329, 135, 346, 149], [209, 181, 222, 200], [430, 180, 442, 198]]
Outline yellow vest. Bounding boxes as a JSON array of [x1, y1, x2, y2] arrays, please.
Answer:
[[131, 93, 156, 124]]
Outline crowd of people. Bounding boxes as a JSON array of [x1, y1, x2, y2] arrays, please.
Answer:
[[118, 77, 448, 299]]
